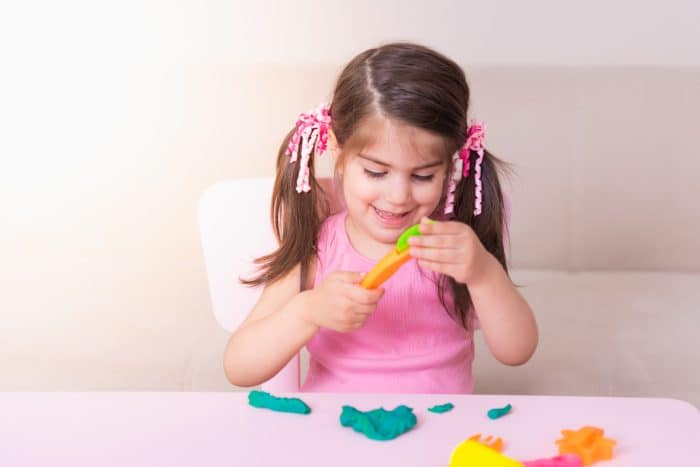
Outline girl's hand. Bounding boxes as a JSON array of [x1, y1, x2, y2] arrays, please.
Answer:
[[303, 271, 384, 332], [408, 217, 491, 285]]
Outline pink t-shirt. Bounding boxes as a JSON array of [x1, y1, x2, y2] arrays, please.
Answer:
[[301, 211, 477, 394]]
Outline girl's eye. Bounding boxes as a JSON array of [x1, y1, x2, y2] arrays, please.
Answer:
[[363, 169, 434, 182], [364, 169, 386, 178]]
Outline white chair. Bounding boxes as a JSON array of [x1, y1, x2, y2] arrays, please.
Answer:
[[198, 176, 299, 392], [198, 176, 339, 392]]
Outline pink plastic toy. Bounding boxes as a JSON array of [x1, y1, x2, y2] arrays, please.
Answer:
[[522, 454, 583, 467]]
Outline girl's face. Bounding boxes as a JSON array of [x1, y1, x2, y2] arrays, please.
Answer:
[[337, 116, 449, 259]]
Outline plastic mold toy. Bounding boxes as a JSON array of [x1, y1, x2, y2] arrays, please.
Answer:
[[360, 224, 422, 289], [450, 439, 584, 467], [522, 454, 583, 467]]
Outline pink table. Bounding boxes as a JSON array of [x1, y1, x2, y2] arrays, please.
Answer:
[[0, 392, 697, 466]]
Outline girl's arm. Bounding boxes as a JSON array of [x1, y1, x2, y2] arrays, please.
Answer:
[[469, 253, 538, 366], [223, 259, 384, 387], [408, 217, 538, 366], [223, 262, 318, 388]]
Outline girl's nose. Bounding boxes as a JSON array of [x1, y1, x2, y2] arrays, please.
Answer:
[[385, 177, 412, 206]]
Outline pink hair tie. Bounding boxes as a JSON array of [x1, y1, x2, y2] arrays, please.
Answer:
[[285, 104, 331, 193], [444, 119, 486, 217]]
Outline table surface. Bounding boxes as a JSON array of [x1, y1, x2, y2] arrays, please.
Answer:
[[0, 392, 697, 466]]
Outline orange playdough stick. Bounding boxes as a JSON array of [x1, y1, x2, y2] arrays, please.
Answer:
[[360, 248, 412, 289]]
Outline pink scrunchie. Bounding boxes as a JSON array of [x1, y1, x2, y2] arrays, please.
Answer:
[[444, 120, 486, 216], [285, 104, 331, 193]]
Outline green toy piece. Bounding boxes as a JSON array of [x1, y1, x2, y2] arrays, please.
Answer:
[[396, 224, 422, 253], [428, 402, 454, 413], [340, 405, 417, 441], [487, 403, 512, 420], [247, 390, 311, 415], [395, 220, 436, 253]]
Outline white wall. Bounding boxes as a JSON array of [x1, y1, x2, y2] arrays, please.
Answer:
[[3, 1, 698, 67]]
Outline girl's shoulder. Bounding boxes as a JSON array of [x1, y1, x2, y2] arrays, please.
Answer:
[[311, 211, 351, 288], [320, 210, 346, 230], [317, 211, 347, 252]]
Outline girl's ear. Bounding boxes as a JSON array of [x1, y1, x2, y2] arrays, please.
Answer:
[[328, 129, 340, 156], [328, 129, 347, 179]]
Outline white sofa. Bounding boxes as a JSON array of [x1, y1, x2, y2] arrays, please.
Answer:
[[2, 66, 698, 408]]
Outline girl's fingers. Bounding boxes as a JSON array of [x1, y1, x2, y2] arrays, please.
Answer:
[[410, 245, 465, 264], [416, 259, 459, 278], [418, 218, 464, 235], [354, 303, 377, 317], [345, 284, 384, 305], [341, 271, 366, 284], [408, 233, 461, 249]]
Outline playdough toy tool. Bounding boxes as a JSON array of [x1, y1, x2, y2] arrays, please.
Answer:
[[449, 439, 522, 467], [450, 437, 584, 467], [555, 426, 615, 465], [469, 433, 504, 452], [360, 224, 421, 289]]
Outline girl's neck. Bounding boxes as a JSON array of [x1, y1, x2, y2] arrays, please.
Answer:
[[344, 214, 396, 261]]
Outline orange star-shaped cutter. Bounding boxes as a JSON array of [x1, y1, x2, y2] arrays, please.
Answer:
[[556, 426, 615, 465]]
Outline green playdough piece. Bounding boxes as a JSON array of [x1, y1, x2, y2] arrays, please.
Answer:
[[396, 220, 437, 252], [248, 390, 311, 415], [487, 403, 512, 420], [340, 405, 417, 441], [396, 224, 422, 253], [428, 402, 454, 413]]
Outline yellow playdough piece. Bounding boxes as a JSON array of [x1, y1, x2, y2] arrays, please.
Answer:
[[449, 439, 523, 467]]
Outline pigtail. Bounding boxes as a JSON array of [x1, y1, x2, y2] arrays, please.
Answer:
[[241, 127, 329, 287], [437, 149, 510, 330]]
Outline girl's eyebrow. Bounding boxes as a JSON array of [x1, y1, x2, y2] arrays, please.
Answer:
[[358, 153, 443, 170]]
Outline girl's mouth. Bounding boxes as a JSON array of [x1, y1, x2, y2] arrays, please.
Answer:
[[372, 206, 411, 226]]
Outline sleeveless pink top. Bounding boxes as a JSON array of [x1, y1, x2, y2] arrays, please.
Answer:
[[301, 211, 477, 394]]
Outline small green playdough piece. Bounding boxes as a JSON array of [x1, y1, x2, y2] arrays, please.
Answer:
[[395, 220, 436, 253], [396, 224, 422, 253], [428, 402, 454, 413], [487, 403, 512, 420], [248, 390, 311, 415], [340, 405, 417, 440]]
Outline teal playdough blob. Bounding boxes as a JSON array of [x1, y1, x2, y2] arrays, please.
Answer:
[[487, 403, 512, 420], [247, 390, 311, 415], [340, 405, 417, 441], [428, 402, 454, 413]]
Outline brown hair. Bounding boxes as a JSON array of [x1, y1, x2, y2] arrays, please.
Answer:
[[243, 42, 510, 330]]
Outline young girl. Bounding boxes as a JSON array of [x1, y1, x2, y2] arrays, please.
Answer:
[[224, 43, 538, 394]]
